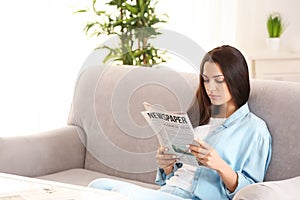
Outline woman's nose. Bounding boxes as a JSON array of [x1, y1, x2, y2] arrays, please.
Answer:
[[208, 80, 217, 91]]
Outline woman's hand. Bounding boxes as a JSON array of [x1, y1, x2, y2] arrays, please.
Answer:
[[155, 146, 177, 175], [188, 138, 224, 171], [188, 138, 238, 192]]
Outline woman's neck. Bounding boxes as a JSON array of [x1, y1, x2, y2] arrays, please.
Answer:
[[211, 101, 237, 118]]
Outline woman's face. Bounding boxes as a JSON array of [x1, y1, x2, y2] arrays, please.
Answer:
[[202, 61, 233, 106]]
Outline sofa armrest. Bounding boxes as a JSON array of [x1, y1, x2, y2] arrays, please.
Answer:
[[233, 176, 300, 200], [0, 126, 86, 177]]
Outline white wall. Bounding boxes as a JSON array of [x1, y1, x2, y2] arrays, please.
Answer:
[[0, 0, 299, 136], [0, 0, 95, 136], [156, 0, 237, 51], [236, 0, 300, 54], [0, 0, 240, 137]]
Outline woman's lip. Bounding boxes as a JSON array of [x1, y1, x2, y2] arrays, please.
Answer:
[[209, 94, 220, 98]]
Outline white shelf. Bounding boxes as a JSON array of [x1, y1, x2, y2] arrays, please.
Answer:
[[247, 50, 300, 60], [247, 51, 300, 82]]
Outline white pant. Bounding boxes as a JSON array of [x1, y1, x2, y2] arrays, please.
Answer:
[[89, 178, 193, 200]]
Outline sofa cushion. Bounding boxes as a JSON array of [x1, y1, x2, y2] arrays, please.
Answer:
[[38, 168, 160, 190], [233, 176, 300, 200]]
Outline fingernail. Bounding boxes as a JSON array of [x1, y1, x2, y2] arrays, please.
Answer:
[[188, 149, 191, 153], [165, 147, 169, 151], [186, 145, 190, 148]]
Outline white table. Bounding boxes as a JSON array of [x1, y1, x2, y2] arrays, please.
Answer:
[[0, 173, 128, 200]]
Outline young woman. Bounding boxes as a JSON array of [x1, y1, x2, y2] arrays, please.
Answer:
[[89, 45, 272, 200]]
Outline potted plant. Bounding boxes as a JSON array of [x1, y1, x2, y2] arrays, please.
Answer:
[[266, 12, 286, 51], [75, 0, 168, 67]]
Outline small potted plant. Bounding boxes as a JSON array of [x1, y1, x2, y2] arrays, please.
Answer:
[[266, 12, 286, 51]]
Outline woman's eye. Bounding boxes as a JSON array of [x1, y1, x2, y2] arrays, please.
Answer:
[[203, 78, 209, 83], [215, 78, 225, 83]]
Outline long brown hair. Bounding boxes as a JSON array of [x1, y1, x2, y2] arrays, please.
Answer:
[[188, 45, 250, 127]]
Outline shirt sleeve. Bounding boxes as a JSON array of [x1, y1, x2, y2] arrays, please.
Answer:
[[226, 126, 272, 199], [155, 163, 183, 186]]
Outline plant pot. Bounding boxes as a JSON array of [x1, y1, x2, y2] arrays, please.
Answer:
[[266, 37, 281, 51]]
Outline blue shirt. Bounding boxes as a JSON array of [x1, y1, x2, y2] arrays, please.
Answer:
[[155, 103, 272, 200]]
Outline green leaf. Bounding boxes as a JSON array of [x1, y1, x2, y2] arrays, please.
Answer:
[[125, 3, 138, 14], [73, 9, 88, 14], [95, 10, 106, 15], [266, 13, 286, 38], [107, 0, 122, 7], [267, 16, 273, 37], [83, 23, 96, 34]]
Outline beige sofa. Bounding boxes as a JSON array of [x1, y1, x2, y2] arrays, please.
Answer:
[[0, 65, 299, 198]]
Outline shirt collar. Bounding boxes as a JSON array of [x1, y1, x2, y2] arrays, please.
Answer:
[[222, 103, 250, 128]]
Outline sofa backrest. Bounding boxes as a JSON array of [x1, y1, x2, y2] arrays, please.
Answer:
[[248, 80, 300, 181], [68, 65, 199, 184], [69, 65, 300, 183]]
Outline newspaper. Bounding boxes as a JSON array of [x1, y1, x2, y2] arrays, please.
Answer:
[[141, 102, 199, 166]]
